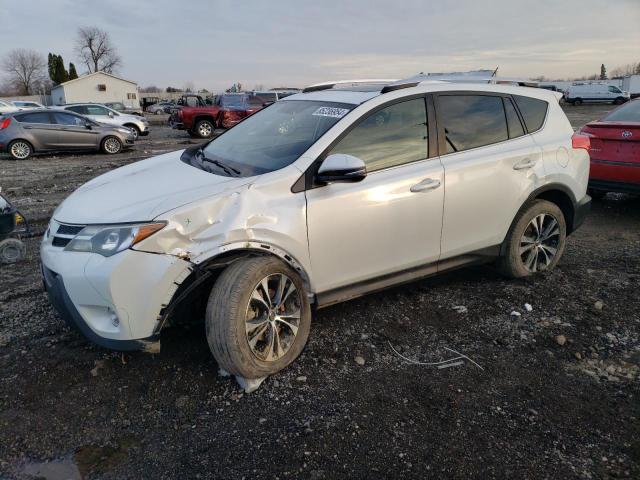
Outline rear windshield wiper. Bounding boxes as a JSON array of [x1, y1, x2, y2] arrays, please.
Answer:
[[196, 149, 241, 176]]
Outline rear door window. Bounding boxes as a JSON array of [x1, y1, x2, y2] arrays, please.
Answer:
[[437, 95, 508, 153], [513, 95, 548, 133], [14, 112, 52, 124]]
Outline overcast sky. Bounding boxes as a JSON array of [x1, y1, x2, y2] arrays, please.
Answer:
[[1, 0, 639, 91]]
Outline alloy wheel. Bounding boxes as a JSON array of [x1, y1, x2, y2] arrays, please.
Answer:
[[103, 137, 121, 154], [520, 213, 560, 272], [244, 273, 302, 362], [10, 141, 30, 159], [198, 122, 212, 137]]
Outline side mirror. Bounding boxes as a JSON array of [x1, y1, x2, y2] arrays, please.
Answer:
[[108, 112, 114, 118], [316, 154, 367, 184], [85, 121, 92, 130]]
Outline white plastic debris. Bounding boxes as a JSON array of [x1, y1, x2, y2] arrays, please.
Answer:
[[524, 303, 533, 312], [235, 375, 267, 393], [452, 305, 468, 314], [510, 311, 522, 317]]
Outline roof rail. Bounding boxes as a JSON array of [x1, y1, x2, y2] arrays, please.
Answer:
[[302, 79, 398, 93]]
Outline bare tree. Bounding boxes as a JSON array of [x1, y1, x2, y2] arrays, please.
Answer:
[[1, 49, 46, 95], [75, 26, 122, 73]]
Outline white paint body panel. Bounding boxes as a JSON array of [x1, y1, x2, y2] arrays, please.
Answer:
[[41, 81, 589, 344]]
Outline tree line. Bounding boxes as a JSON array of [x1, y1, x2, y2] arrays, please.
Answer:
[[0, 26, 121, 96]]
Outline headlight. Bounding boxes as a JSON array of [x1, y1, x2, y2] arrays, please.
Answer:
[[64, 222, 165, 257]]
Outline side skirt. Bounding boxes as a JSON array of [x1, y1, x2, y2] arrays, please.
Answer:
[[315, 245, 500, 308]]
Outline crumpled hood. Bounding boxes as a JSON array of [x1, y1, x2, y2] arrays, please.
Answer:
[[53, 150, 252, 224]]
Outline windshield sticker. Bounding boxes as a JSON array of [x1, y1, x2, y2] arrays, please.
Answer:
[[312, 106, 349, 118]]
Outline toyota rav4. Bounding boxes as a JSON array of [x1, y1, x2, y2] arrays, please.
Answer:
[[41, 77, 591, 390]]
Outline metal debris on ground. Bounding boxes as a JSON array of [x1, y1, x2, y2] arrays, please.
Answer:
[[388, 342, 484, 371]]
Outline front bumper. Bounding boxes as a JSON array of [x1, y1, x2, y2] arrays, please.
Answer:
[[41, 232, 191, 351], [43, 265, 160, 351], [572, 194, 591, 233]]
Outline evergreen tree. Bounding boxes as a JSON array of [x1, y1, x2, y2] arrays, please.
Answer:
[[47, 53, 56, 82], [600, 64, 607, 80], [68, 62, 78, 80], [47, 53, 69, 84]]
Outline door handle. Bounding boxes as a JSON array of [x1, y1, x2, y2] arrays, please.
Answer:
[[513, 158, 537, 170], [410, 178, 441, 193]]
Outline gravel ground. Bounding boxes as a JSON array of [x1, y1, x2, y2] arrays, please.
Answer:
[[1, 105, 639, 479]]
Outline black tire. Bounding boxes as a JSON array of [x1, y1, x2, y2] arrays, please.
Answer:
[[7, 140, 33, 160], [588, 188, 607, 200], [0, 238, 26, 264], [101, 136, 122, 155], [206, 256, 311, 379], [497, 199, 567, 278], [124, 124, 140, 140], [614, 97, 625, 105], [573, 98, 583, 106], [194, 119, 215, 138]]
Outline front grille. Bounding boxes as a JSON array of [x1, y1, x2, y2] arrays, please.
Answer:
[[56, 224, 84, 236], [51, 223, 86, 248]]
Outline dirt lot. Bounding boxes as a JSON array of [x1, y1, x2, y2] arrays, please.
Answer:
[[1, 105, 639, 479]]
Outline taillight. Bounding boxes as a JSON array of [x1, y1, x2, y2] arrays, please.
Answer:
[[571, 132, 591, 150], [0, 118, 10, 130]]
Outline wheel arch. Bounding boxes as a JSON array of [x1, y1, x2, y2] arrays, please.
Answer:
[[155, 244, 312, 334], [193, 114, 217, 127], [500, 184, 577, 255]]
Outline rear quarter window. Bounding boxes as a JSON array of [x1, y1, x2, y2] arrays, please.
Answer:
[[513, 95, 548, 133]]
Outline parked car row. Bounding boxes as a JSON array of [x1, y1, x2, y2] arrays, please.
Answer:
[[0, 101, 148, 159]]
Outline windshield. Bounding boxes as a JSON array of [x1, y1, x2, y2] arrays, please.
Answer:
[[603, 100, 640, 122], [193, 100, 354, 176]]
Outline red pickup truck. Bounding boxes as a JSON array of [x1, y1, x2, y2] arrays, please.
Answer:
[[170, 93, 266, 138]]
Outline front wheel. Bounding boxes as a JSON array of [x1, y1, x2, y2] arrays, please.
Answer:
[[101, 136, 122, 155], [497, 200, 567, 278], [206, 257, 311, 379]]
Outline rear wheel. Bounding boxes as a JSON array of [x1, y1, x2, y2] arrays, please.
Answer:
[[498, 200, 567, 278], [8, 140, 32, 160], [194, 119, 214, 138], [206, 257, 311, 379], [101, 136, 122, 155], [573, 98, 583, 106], [0, 238, 26, 264]]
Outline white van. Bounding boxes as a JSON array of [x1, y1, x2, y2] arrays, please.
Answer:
[[564, 82, 630, 105]]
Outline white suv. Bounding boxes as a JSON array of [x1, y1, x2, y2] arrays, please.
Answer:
[[41, 77, 591, 389], [61, 103, 150, 139]]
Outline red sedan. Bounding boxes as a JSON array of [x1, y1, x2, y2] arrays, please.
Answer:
[[580, 99, 640, 198]]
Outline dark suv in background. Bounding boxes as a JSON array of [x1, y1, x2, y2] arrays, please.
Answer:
[[0, 109, 134, 159]]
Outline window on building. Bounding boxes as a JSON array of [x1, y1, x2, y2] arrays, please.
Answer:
[[97, 84, 107, 91], [127, 93, 137, 100]]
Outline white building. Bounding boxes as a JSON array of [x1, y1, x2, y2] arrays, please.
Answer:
[[51, 71, 139, 107]]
